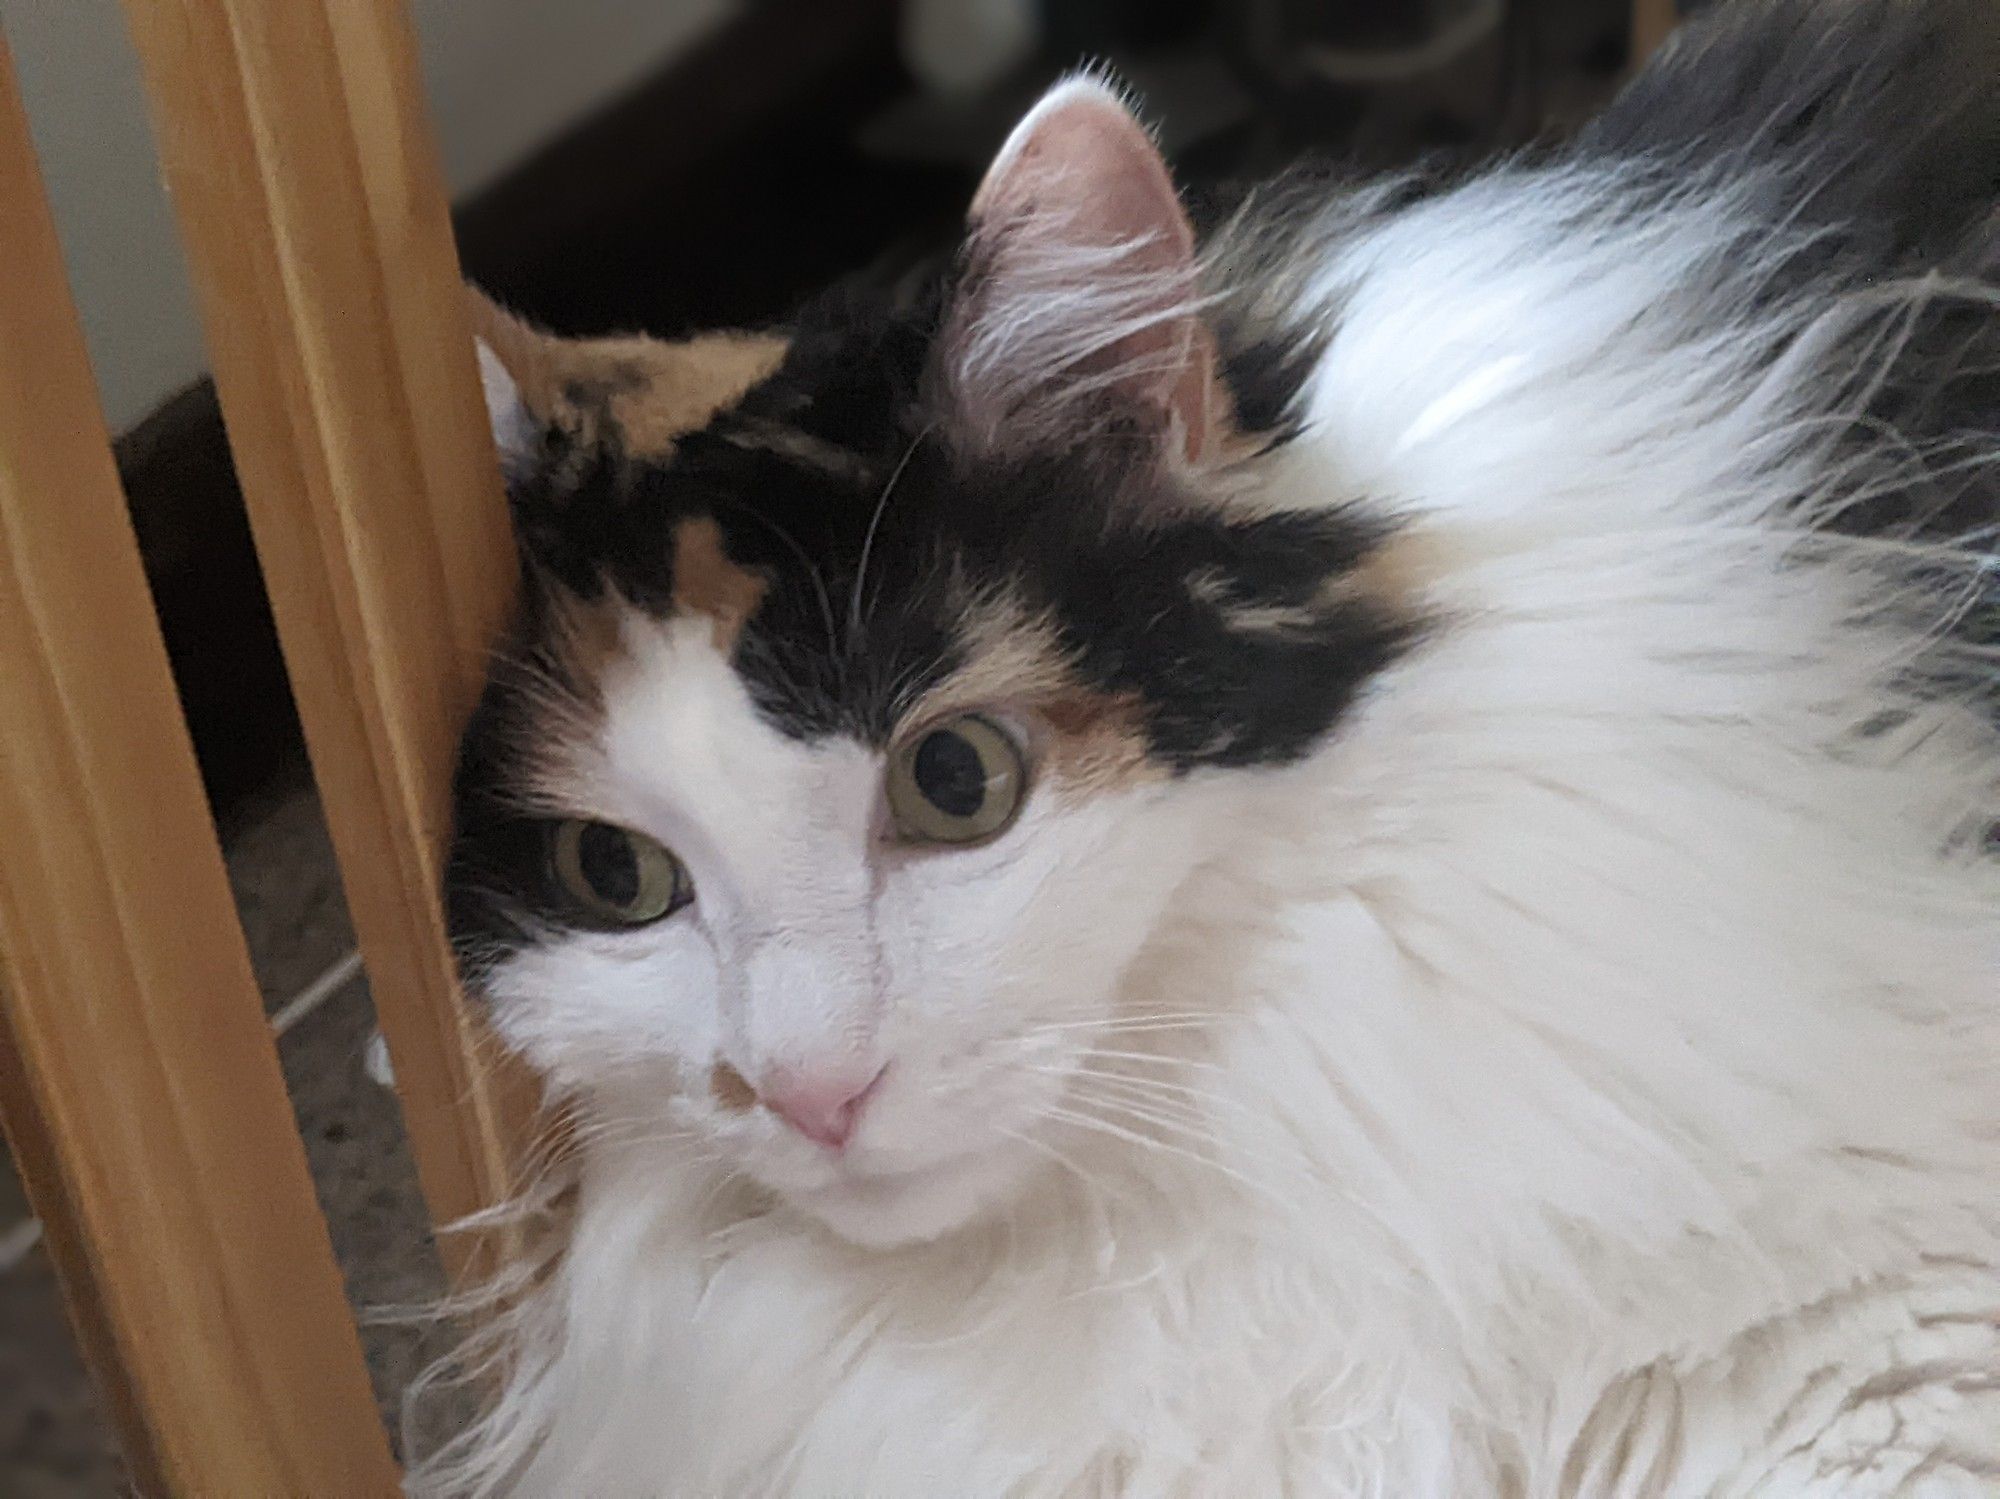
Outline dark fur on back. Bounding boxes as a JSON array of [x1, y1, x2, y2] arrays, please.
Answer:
[[1584, 0, 2000, 572]]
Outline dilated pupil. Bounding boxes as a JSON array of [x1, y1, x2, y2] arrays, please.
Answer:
[[914, 730, 987, 818], [577, 822, 641, 906]]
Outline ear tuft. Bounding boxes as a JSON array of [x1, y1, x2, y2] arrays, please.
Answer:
[[476, 338, 539, 477], [462, 287, 790, 485], [968, 76, 1166, 228], [943, 77, 1222, 464], [467, 286, 557, 478]]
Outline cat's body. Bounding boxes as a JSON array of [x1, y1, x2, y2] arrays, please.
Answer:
[[428, 2, 2000, 1494]]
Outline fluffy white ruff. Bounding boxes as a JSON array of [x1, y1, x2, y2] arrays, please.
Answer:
[[416, 164, 2000, 1497]]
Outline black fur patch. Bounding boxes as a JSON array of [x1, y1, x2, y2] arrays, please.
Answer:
[[446, 268, 1412, 967], [485, 271, 1411, 759], [1585, 0, 1998, 645], [449, 0, 2000, 970]]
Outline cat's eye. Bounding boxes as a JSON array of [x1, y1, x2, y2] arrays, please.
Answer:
[[886, 714, 1028, 845], [547, 819, 692, 926]]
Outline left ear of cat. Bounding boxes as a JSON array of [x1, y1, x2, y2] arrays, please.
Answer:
[[466, 287, 790, 479], [938, 76, 1227, 466]]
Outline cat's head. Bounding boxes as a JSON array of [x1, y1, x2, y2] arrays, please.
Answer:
[[447, 80, 1413, 1247]]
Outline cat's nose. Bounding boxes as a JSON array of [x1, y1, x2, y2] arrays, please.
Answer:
[[758, 1064, 886, 1150]]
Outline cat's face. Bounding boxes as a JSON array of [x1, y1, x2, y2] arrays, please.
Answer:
[[464, 608, 1230, 1246], [447, 82, 1413, 1246]]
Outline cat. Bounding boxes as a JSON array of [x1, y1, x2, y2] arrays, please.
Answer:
[[422, 0, 2000, 1492]]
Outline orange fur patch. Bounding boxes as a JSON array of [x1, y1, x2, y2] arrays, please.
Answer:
[[672, 516, 768, 651], [1037, 688, 1158, 795], [917, 596, 1161, 798], [1343, 525, 1456, 614], [543, 590, 627, 701], [468, 286, 787, 458], [507, 592, 630, 807], [710, 1062, 757, 1114], [603, 333, 789, 458]]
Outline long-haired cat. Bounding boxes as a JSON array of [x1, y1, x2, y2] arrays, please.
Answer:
[[424, 1, 2000, 1492]]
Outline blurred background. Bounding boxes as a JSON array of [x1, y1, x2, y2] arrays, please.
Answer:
[[0, 0, 1652, 1489]]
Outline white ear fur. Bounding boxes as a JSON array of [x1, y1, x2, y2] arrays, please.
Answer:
[[477, 336, 540, 477], [946, 77, 1220, 464]]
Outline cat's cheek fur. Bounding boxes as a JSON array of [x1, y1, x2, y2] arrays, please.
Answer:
[[482, 932, 725, 1096], [841, 783, 1227, 1245], [479, 769, 1227, 1249]]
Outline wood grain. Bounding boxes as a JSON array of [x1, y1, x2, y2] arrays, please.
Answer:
[[0, 27, 397, 1494], [119, 0, 537, 1275]]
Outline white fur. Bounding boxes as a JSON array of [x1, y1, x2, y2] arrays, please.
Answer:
[[417, 163, 2000, 1496]]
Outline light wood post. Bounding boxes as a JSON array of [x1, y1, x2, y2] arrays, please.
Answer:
[[119, 0, 536, 1275], [0, 28, 397, 1495]]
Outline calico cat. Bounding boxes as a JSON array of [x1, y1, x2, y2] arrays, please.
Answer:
[[425, 0, 2000, 1492]]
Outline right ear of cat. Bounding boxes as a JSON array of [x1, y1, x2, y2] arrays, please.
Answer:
[[938, 75, 1227, 466]]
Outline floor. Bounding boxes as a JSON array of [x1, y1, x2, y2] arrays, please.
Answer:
[[0, 776, 460, 1494]]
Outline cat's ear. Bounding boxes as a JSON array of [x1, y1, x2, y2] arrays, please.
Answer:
[[467, 286, 561, 481], [464, 286, 790, 481], [940, 77, 1223, 464]]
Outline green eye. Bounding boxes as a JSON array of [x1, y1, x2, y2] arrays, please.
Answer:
[[547, 819, 692, 926], [886, 714, 1028, 845]]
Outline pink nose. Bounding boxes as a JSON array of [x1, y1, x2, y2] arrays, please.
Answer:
[[758, 1066, 884, 1149]]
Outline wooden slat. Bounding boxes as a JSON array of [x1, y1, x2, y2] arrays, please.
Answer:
[[0, 27, 397, 1495], [118, 0, 535, 1273]]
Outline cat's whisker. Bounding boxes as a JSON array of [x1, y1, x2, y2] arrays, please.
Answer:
[[688, 1173, 760, 1248], [718, 499, 841, 652], [1021, 1012, 1233, 1036], [995, 1122, 1132, 1220], [1029, 1054, 1237, 1099], [1060, 1089, 1234, 1149], [559, 1116, 723, 1164], [877, 1209, 1049, 1354], [1059, 1248, 1174, 1303], [847, 423, 933, 645], [1051, 1065, 1256, 1121], [1073, 1048, 1234, 1076], [1032, 1101, 1299, 1215], [1051, 1076, 1211, 1121]]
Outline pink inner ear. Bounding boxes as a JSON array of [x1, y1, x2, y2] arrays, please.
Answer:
[[961, 80, 1219, 463]]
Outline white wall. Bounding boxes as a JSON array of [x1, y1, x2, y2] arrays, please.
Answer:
[[409, 0, 735, 198], [2, 0, 736, 434]]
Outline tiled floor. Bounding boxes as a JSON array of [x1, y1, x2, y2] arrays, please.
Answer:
[[0, 775, 457, 1495], [226, 777, 361, 1018]]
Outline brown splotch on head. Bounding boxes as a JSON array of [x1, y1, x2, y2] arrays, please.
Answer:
[[470, 285, 790, 659], [913, 590, 1163, 801], [468, 286, 788, 467], [670, 514, 768, 654]]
